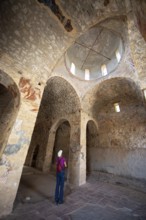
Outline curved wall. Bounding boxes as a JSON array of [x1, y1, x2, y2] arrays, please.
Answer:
[[25, 76, 81, 185], [0, 70, 20, 158], [83, 77, 146, 179]]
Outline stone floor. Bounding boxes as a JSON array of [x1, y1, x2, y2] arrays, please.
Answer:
[[1, 167, 146, 220]]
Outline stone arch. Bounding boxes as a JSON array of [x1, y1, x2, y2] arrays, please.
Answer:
[[44, 118, 71, 173], [52, 120, 70, 169], [26, 76, 82, 185], [83, 77, 146, 179], [0, 70, 20, 158], [86, 120, 99, 175]]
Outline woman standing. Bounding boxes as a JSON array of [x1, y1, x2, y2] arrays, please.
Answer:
[[55, 150, 67, 204]]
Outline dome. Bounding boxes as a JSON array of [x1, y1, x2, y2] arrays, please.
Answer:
[[65, 25, 124, 80]]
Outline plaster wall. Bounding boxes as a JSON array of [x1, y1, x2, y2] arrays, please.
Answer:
[[88, 148, 146, 179], [0, 102, 41, 216], [0, 71, 42, 216]]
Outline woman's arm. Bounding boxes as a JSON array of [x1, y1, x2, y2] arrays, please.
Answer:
[[64, 161, 67, 167]]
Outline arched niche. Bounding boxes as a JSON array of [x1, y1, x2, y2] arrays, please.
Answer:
[[83, 77, 144, 117], [28, 118, 71, 175], [86, 120, 98, 175], [83, 77, 146, 180], [0, 70, 20, 159]]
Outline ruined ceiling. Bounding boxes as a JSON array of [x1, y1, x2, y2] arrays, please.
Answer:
[[0, 0, 127, 86], [65, 21, 124, 80], [0, 0, 145, 94]]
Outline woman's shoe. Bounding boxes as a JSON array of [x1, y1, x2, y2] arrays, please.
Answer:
[[59, 201, 64, 204], [55, 199, 59, 205]]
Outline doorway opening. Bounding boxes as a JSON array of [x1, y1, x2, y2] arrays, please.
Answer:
[[31, 144, 40, 168], [86, 120, 99, 176], [51, 120, 70, 178]]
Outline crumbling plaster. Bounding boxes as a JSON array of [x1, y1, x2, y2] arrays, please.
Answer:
[[0, 0, 127, 84]]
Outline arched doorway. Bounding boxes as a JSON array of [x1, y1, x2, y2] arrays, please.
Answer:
[[31, 144, 40, 168], [51, 120, 70, 177], [25, 76, 81, 186], [86, 120, 99, 176]]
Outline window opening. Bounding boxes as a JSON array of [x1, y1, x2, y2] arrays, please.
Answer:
[[115, 49, 121, 62], [70, 63, 76, 75], [114, 103, 120, 112], [101, 64, 108, 76], [85, 69, 90, 80]]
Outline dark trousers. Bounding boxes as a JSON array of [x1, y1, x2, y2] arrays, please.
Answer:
[[55, 171, 65, 203]]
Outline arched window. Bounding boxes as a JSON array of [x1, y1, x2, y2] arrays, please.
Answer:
[[70, 62, 76, 75], [101, 64, 108, 76], [114, 103, 120, 112], [85, 69, 90, 80], [115, 49, 121, 62]]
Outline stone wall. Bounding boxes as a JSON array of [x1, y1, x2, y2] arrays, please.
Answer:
[[88, 148, 146, 179], [125, 0, 146, 88], [131, 0, 146, 42], [84, 77, 146, 179]]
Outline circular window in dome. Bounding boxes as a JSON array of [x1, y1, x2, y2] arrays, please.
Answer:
[[65, 26, 124, 81]]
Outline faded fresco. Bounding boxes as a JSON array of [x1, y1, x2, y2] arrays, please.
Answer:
[[19, 77, 41, 112], [4, 119, 29, 155]]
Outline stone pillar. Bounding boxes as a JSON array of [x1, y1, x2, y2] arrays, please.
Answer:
[[24, 139, 35, 167], [78, 111, 87, 185], [43, 128, 56, 172], [68, 114, 87, 187], [0, 103, 38, 217], [67, 123, 81, 186]]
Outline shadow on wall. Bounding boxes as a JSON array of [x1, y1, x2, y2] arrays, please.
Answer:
[[86, 120, 99, 175]]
